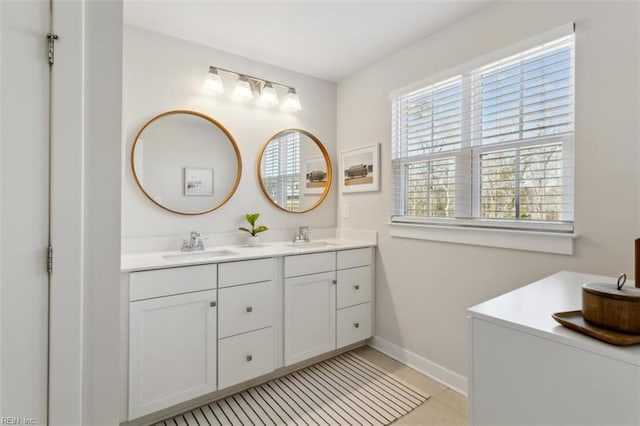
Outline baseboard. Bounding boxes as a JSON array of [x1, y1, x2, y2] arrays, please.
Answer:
[[367, 335, 468, 396]]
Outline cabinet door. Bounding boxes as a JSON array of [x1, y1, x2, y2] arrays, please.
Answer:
[[129, 290, 217, 419], [284, 271, 336, 366]]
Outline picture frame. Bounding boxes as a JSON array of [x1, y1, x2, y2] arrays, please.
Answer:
[[184, 167, 214, 196], [340, 144, 380, 193], [303, 156, 328, 195]]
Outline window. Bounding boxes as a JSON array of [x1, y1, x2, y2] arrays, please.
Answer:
[[391, 32, 574, 233], [261, 131, 300, 211]]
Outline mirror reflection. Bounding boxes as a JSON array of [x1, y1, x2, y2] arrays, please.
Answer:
[[258, 129, 331, 213], [131, 110, 242, 215]]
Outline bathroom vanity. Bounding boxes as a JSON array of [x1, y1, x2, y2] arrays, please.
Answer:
[[120, 239, 375, 423], [467, 271, 640, 426]]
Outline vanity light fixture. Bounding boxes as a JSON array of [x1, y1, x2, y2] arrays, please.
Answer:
[[203, 67, 225, 95], [257, 82, 279, 107], [231, 75, 253, 102], [281, 88, 302, 112], [204, 65, 302, 112]]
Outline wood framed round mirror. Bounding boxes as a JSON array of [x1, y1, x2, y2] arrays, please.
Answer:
[[131, 110, 242, 215], [257, 129, 332, 213]]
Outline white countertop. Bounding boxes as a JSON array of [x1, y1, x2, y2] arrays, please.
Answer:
[[121, 238, 376, 272], [468, 271, 640, 366]]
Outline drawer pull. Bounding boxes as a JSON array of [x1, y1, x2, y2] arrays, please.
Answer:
[[332, 280, 337, 285], [210, 301, 217, 307], [246, 306, 253, 313], [353, 322, 360, 328], [354, 284, 360, 290], [246, 354, 253, 362]]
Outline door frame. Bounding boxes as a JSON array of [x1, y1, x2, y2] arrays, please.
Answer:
[[49, 1, 123, 424]]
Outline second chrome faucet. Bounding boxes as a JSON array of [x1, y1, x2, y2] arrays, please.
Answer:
[[292, 226, 311, 243]]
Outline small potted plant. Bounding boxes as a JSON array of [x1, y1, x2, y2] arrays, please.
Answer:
[[238, 213, 268, 246]]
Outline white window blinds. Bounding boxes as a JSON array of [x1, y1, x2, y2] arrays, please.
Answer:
[[391, 31, 574, 231], [261, 132, 301, 211]]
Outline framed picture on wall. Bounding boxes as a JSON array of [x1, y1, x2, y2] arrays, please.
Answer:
[[184, 167, 213, 196], [340, 144, 380, 193], [303, 156, 328, 195]]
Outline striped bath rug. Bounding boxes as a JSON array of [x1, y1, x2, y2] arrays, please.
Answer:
[[158, 351, 429, 425]]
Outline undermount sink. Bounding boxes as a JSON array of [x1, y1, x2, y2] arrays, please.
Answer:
[[285, 241, 337, 250], [163, 249, 238, 260]]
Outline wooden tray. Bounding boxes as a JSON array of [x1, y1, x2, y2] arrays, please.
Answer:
[[552, 310, 640, 346]]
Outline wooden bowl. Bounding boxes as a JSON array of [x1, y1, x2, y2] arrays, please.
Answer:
[[582, 282, 640, 334]]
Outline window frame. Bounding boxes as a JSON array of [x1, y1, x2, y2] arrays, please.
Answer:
[[388, 24, 578, 254]]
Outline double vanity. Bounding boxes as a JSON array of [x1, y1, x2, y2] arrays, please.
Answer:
[[120, 238, 376, 424], [121, 109, 366, 423]]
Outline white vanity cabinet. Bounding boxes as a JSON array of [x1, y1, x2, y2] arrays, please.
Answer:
[[284, 248, 374, 366], [121, 241, 376, 423], [284, 252, 337, 365], [336, 248, 373, 348], [217, 258, 277, 389], [128, 264, 218, 419]]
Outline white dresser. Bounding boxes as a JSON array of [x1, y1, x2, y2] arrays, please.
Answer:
[[467, 271, 640, 426]]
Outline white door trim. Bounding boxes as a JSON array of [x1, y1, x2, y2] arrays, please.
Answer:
[[49, 1, 84, 424], [49, 1, 123, 425]]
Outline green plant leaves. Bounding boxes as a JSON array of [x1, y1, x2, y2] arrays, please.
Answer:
[[253, 225, 268, 234], [240, 213, 267, 236], [245, 213, 260, 226]]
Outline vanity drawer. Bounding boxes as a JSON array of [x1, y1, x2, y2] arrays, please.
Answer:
[[218, 281, 274, 338], [337, 248, 372, 270], [285, 252, 335, 277], [129, 264, 217, 301], [218, 258, 275, 288], [337, 266, 372, 309], [218, 327, 275, 389], [337, 302, 372, 348]]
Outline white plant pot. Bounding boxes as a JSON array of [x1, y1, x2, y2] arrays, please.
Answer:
[[247, 235, 261, 247]]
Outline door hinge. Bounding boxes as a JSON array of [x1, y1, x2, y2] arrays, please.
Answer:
[[47, 245, 53, 275], [47, 33, 59, 66]]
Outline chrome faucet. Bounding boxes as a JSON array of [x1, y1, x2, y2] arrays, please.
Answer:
[[292, 226, 311, 243], [181, 231, 205, 252]]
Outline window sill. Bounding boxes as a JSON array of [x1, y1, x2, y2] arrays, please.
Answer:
[[387, 222, 578, 255]]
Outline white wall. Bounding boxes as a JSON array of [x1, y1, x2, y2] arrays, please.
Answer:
[[122, 26, 337, 240], [337, 0, 639, 383]]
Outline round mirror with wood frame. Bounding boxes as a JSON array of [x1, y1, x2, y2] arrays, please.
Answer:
[[257, 129, 332, 213], [131, 110, 242, 215]]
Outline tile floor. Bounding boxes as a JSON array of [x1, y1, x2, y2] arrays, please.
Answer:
[[353, 346, 467, 426]]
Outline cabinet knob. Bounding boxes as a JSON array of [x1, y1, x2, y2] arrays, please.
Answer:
[[246, 306, 253, 313], [246, 354, 253, 362], [332, 280, 337, 285], [354, 284, 360, 290], [210, 301, 217, 307], [354, 322, 360, 328]]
